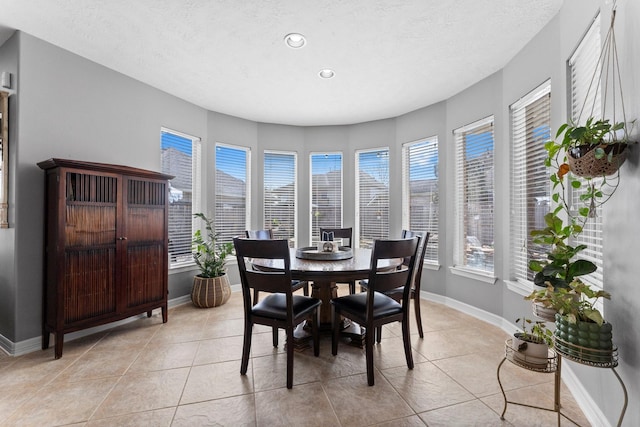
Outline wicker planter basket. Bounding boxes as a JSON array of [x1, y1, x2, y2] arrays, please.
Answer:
[[567, 143, 628, 178], [191, 275, 231, 308]]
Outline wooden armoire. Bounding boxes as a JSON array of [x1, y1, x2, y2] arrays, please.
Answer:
[[38, 158, 173, 358]]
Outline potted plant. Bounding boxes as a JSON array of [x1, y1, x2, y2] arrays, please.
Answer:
[[191, 212, 234, 308], [528, 213, 597, 289], [526, 211, 596, 321], [527, 280, 613, 363], [540, 118, 636, 240], [547, 117, 635, 179], [511, 317, 553, 369], [525, 116, 618, 320]]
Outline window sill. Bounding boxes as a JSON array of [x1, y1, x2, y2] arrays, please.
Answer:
[[423, 262, 441, 271], [169, 256, 237, 276], [449, 266, 497, 284], [169, 261, 197, 275], [505, 279, 534, 297]]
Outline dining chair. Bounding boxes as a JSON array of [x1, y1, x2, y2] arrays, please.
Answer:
[[245, 229, 309, 304], [234, 237, 322, 389], [361, 230, 430, 341], [245, 229, 274, 240], [331, 236, 419, 386], [319, 227, 356, 294]]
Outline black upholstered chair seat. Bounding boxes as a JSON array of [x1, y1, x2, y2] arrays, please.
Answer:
[[330, 292, 401, 320], [253, 294, 322, 320]]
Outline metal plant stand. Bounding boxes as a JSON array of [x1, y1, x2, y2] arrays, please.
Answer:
[[497, 339, 628, 427]]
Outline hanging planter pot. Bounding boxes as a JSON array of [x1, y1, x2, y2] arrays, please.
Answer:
[[567, 142, 628, 178]]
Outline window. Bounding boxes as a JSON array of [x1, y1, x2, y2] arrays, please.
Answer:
[[453, 117, 495, 274], [356, 148, 389, 248], [215, 143, 250, 244], [569, 14, 603, 289], [310, 153, 343, 245], [510, 81, 551, 283], [264, 151, 297, 246], [402, 137, 439, 263], [161, 128, 201, 267]]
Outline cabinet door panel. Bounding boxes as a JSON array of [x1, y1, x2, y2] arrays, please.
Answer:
[[124, 178, 168, 309], [65, 205, 117, 246], [126, 207, 165, 242], [63, 171, 119, 324], [64, 248, 117, 324], [125, 244, 165, 307]]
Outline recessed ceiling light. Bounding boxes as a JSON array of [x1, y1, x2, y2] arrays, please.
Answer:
[[318, 69, 335, 79], [284, 33, 306, 49]]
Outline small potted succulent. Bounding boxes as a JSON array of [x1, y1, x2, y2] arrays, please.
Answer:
[[511, 317, 553, 369], [191, 212, 234, 308]]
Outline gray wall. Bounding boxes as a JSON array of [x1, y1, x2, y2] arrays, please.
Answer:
[[0, 32, 18, 348], [0, 0, 638, 424], [2, 32, 208, 344]]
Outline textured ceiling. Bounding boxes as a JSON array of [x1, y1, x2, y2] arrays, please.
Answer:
[[0, 0, 563, 126]]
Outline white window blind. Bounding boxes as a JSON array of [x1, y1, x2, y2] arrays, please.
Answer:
[[215, 143, 250, 244], [510, 81, 552, 283], [355, 148, 389, 248], [453, 117, 495, 273], [310, 153, 343, 245], [402, 136, 439, 263], [569, 14, 603, 289], [264, 151, 297, 247], [569, 13, 602, 122], [161, 128, 201, 267]]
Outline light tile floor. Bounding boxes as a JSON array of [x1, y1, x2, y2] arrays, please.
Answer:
[[0, 287, 591, 426]]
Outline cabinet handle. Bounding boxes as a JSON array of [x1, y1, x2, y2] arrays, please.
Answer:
[[118, 237, 128, 241]]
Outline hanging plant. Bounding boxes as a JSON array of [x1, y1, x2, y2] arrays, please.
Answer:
[[527, 6, 634, 342], [543, 8, 636, 223], [549, 117, 634, 179]]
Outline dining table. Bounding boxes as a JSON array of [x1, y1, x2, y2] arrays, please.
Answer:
[[250, 246, 402, 347]]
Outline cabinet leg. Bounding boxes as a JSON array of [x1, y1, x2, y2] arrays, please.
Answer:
[[42, 330, 50, 350], [162, 306, 168, 323], [54, 333, 63, 359], [147, 310, 152, 317]]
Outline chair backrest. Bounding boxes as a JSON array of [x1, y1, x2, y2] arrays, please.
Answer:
[[319, 227, 353, 247], [245, 229, 274, 240], [366, 237, 419, 300], [234, 237, 293, 298], [401, 230, 430, 291]]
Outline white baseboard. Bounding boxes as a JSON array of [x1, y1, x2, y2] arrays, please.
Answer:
[[0, 295, 192, 357]]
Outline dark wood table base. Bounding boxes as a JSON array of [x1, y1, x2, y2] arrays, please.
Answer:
[[290, 278, 367, 349]]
